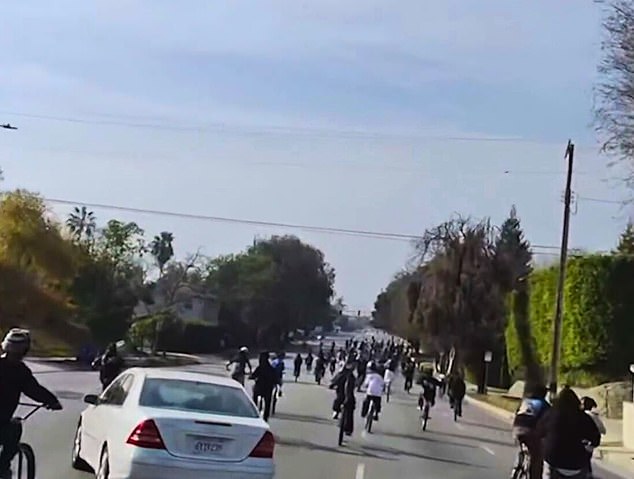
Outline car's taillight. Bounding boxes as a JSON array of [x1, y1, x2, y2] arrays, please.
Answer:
[[126, 419, 166, 449], [249, 431, 275, 458]]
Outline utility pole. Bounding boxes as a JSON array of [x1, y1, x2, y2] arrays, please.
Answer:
[[548, 140, 574, 401]]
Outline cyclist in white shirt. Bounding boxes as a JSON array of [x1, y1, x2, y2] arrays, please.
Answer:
[[361, 361, 385, 421], [384, 366, 395, 393]]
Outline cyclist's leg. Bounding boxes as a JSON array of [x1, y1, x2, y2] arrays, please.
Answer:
[[524, 432, 543, 479], [262, 389, 273, 422], [372, 396, 381, 419], [361, 395, 371, 417], [0, 420, 22, 475]]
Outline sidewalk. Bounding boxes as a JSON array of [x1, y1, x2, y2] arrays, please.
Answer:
[[465, 394, 634, 478]]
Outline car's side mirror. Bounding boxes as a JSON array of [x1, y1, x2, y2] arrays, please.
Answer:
[[83, 394, 100, 405]]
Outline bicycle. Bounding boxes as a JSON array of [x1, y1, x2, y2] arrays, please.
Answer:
[[510, 442, 530, 479], [453, 397, 463, 421], [315, 367, 324, 385], [420, 397, 431, 431], [337, 403, 351, 446], [364, 399, 377, 434], [8, 402, 44, 479]]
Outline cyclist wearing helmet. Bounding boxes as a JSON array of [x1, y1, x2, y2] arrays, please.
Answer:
[[0, 329, 62, 479], [226, 346, 252, 385], [361, 361, 384, 421]]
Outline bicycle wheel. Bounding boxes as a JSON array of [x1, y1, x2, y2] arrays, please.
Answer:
[[510, 449, 527, 479], [421, 404, 429, 431], [338, 409, 345, 446], [14, 443, 36, 479], [365, 403, 374, 433]]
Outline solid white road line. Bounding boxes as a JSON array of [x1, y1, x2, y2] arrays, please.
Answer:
[[355, 463, 366, 479], [480, 445, 496, 456]]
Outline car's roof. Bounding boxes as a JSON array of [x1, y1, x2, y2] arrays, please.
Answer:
[[126, 368, 241, 388]]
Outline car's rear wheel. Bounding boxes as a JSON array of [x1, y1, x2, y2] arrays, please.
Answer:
[[96, 447, 109, 479], [71, 419, 93, 472]]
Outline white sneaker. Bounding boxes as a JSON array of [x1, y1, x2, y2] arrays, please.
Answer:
[[332, 411, 339, 420]]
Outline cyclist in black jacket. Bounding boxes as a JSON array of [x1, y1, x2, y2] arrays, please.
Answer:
[[0, 329, 62, 479]]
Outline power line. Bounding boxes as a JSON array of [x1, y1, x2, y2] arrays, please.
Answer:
[[576, 195, 624, 205], [45, 197, 424, 242], [1, 110, 548, 143], [45, 196, 576, 251]]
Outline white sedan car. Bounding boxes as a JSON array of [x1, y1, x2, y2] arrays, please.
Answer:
[[72, 368, 275, 479]]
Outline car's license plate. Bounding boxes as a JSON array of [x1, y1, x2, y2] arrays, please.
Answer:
[[191, 436, 225, 455]]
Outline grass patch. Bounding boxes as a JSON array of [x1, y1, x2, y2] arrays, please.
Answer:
[[470, 393, 520, 413]]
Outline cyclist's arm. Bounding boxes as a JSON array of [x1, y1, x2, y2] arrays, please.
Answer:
[[21, 365, 61, 408]]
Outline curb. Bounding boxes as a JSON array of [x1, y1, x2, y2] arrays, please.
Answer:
[[465, 394, 632, 478], [464, 394, 515, 423]]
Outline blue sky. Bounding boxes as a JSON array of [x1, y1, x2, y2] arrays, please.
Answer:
[[0, 1, 628, 311]]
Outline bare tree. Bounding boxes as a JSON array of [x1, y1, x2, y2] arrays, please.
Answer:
[[595, 1, 634, 187]]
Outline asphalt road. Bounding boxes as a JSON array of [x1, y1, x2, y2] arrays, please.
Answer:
[[21, 335, 627, 479]]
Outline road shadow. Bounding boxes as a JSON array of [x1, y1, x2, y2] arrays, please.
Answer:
[[431, 429, 514, 448], [359, 442, 487, 468], [276, 436, 394, 460], [380, 430, 477, 449], [459, 419, 510, 432], [272, 412, 334, 426]]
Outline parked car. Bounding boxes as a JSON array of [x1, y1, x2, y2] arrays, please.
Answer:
[[72, 368, 275, 479]]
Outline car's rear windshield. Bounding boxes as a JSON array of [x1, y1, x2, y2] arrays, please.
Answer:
[[139, 378, 259, 418]]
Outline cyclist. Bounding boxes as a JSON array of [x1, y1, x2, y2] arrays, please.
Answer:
[[512, 383, 550, 479], [403, 359, 415, 393], [293, 353, 303, 381], [448, 372, 466, 417], [536, 386, 600, 479], [271, 352, 285, 396], [361, 361, 384, 422], [329, 358, 357, 426], [305, 351, 314, 372], [0, 329, 62, 479], [250, 351, 277, 422], [314, 351, 326, 383], [417, 368, 442, 412], [581, 396, 606, 477], [226, 346, 252, 386], [91, 342, 124, 391], [383, 362, 395, 397]]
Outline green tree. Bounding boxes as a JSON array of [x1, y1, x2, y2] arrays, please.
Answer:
[[66, 206, 96, 244], [496, 207, 543, 388], [205, 236, 334, 347], [0, 190, 77, 329], [97, 220, 145, 273], [150, 231, 175, 275], [615, 221, 634, 256]]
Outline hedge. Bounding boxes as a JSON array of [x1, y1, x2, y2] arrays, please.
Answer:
[[505, 254, 634, 386]]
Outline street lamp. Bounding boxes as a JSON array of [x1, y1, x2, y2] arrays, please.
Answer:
[[483, 351, 493, 395], [629, 364, 634, 402]]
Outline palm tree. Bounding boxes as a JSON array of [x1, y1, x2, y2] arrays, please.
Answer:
[[150, 232, 174, 276], [66, 206, 96, 243]]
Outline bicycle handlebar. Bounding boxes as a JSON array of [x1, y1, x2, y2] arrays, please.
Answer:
[[17, 402, 45, 421]]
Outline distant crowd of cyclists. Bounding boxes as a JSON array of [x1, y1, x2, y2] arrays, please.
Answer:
[[225, 334, 468, 440]]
